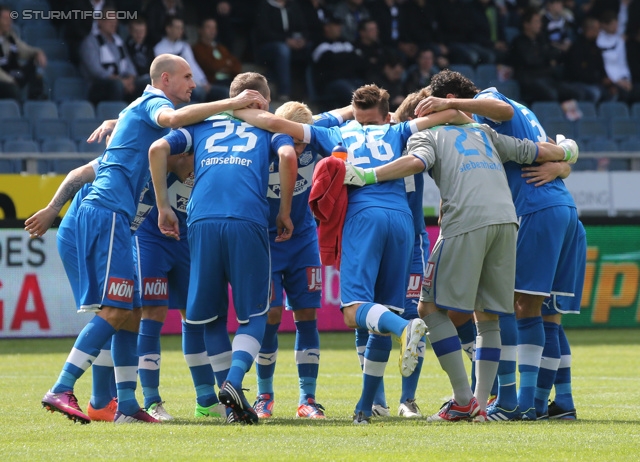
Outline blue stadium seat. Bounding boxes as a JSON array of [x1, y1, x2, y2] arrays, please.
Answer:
[[475, 64, 497, 89], [45, 61, 79, 83], [78, 140, 107, 153], [618, 137, 640, 151], [33, 119, 69, 142], [96, 101, 128, 120], [609, 117, 640, 142], [4, 139, 39, 153], [38, 42, 69, 62], [41, 138, 77, 153], [541, 116, 576, 140], [0, 158, 20, 173], [494, 80, 520, 101], [59, 100, 96, 120], [448, 64, 476, 82], [52, 157, 88, 174], [584, 138, 618, 152], [22, 23, 57, 44], [23, 100, 58, 120], [53, 77, 88, 102], [70, 118, 101, 143], [598, 101, 630, 119], [531, 102, 564, 124], [0, 118, 30, 142], [577, 101, 597, 118], [0, 99, 21, 118], [632, 102, 640, 119], [575, 117, 608, 142]]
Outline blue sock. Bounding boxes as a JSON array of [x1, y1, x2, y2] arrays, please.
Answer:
[[496, 313, 518, 409], [554, 325, 575, 410], [182, 321, 217, 408], [112, 328, 141, 415], [91, 336, 115, 409], [225, 314, 267, 388], [356, 334, 391, 417], [535, 322, 560, 415], [456, 319, 476, 391], [256, 322, 279, 396], [206, 317, 232, 388], [355, 328, 386, 406], [52, 316, 116, 393], [517, 316, 544, 413], [138, 319, 163, 408], [355, 303, 408, 337], [400, 335, 425, 403], [295, 319, 319, 404]]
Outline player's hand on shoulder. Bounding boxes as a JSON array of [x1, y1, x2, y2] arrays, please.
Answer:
[[415, 96, 450, 117], [231, 89, 269, 111]]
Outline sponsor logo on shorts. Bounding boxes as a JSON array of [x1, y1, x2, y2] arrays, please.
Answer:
[[307, 267, 322, 292], [107, 277, 134, 303], [423, 262, 435, 288], [406, 274, 422, 298], [143, 277, 168, 300]]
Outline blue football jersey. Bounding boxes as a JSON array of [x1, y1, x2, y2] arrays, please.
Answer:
[[473, 88, 576, 215], [266, 111, 343, 238], [163, 114, 287, 227], [82, 86, 173, 223], [303, 119, 418, 219], [57, 158, 100, 245], [135, 172, 193, 241]]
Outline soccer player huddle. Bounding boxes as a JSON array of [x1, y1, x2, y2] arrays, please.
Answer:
[[25, 54, 584, 425]]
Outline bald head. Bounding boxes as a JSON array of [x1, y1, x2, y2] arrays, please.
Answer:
[[150, 54, 188, 84]]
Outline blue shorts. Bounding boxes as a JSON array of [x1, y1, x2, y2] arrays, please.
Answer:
[[186, 218, 270, 324], [402, 231, 430, 320], [76, 204, 137, 311], [516, 206, 581, 297], [57, 235, 81, 311], [270, 232, 322, 310], [542, 220, 587, 316], [340, 208, 413, 313], [134, 231, 190, 310]]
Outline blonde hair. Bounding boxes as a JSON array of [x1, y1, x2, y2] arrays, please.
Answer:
[[275, 101, 313, 124]]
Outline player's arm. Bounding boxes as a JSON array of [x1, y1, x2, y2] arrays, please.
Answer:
[[413, 109, 474, 131], [415, 96, 514, 121], [24, 160, 97, 238], [156, 89, 269, 128], [275, 143, 297, 242], [149, 130, 189, 239], [233, 108, 306, 141]]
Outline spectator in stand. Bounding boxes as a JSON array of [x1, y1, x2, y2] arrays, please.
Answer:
[[474, 0, 510, 64], [564, 16, 614, 103], [192, 18, 243, 102], [57, 0, 108, 64], [333, 0, 371, 43], [194, 1, 237, 50], [79, 6, 137, 105], [597, 10, 640, 103], [368, 0, 402, 51], [311, 14, 366, 110], [353, 19, 384, 82], [508, 7, 582, 105], [398, 0, 449, 68], [154, 16, 211, 103], [377, 51, 406, 111], [253, 0, 309, 101], [542, 0, 576, 63], [403, 48, 440, 95], [0, 6, 47, 101], [126, 17, 154, 91], [298, 0, 332, 47], [627, 22, 640, 89], [144, 0, 184, 47], [435, 0, 498, 65]]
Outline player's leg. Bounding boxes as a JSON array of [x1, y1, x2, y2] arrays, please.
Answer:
[[87, 336, 118, 422], [514, 207, 574, 420], [551, 323, 577, 419], [42, 207, 129, 423], [254, 303, 282, 419], [217, 220, 270, 424], [420, 232, 481, 422], [281, 247, 324, 418], [535, 310, 561, 418]]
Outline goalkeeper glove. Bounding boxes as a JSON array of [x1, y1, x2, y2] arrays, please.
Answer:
[[558, 137, 579, 164], [343, 163, 377, 186]]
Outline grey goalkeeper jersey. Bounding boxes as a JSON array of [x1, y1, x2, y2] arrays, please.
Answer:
[[407, 123, 539, 238]]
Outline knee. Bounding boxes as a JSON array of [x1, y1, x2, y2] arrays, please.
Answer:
[[342, 304, 359, 329]]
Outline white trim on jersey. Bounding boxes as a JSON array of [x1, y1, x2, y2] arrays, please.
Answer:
[[177, 127, 193, 152]]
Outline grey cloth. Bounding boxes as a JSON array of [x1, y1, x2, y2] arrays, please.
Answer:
[[80, 31, 137, 80]]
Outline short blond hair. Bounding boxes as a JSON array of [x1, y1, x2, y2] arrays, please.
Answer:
[[275, 101, 313, 124]]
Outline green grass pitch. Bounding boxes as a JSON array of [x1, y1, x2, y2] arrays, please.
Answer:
[[1, 329, 638, 461]]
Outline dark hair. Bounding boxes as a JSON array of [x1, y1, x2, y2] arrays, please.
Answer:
[[198, 17, 217, 29], [521, 7, 541, 27], [352, 84, 390, 117], [165, 15, 183, 29], [428, 69, 479, 99]]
